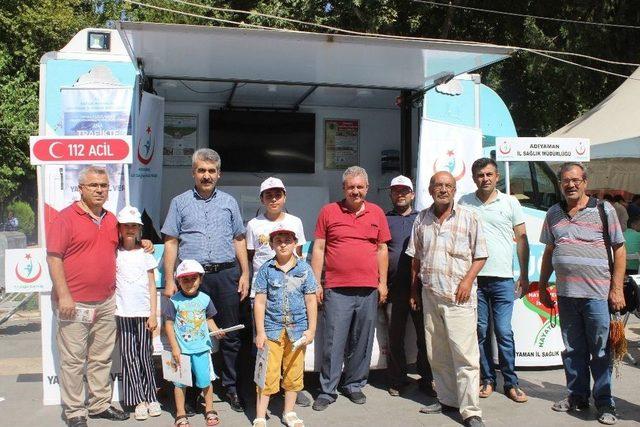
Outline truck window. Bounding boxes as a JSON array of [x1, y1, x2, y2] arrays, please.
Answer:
[[491, 150, 561, 210]]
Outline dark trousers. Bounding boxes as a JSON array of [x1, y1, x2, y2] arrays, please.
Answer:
[[200, 265, 252, 395], [318, 287, 378, 401], [387, 285, 432, 387]]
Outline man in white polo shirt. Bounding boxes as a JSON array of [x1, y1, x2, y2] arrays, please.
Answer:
[[459, 157, 530, 403]]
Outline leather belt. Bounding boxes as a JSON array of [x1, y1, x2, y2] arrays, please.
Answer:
[[202, 261, 236, 273]]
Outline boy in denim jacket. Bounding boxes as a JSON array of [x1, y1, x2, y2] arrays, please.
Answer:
[[252, 226, 317, 427]]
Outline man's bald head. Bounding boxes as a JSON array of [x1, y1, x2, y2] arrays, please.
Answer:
[[429, 171, 456, 189], [429, 171, 456, 207]]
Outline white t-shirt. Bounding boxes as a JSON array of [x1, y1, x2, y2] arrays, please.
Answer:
[[115, 248, 158, 317], [246, 213, 307, 282]]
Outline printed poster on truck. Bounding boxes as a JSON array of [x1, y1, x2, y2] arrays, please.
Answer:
[[324, 119, 359, 169], [164, 114, 198, 166]]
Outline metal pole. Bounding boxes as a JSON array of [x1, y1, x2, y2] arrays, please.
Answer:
[[505, 161, 511, 195]]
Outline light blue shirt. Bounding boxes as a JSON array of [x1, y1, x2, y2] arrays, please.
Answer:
[[163, 291, 217, 354], [253, 259, 317, 341], [459, 190, 525, 278], [161, 188, 245, 264]]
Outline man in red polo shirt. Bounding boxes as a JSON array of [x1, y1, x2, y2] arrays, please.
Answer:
[[47, 166, 129, 427], [311, 166, 391, 412]]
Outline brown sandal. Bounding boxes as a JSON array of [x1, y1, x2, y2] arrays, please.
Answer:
[[479, 383, 494, 398], [175, 415, 190, 426], [506, 386, 528, 403], [205, 410, 220, 426]]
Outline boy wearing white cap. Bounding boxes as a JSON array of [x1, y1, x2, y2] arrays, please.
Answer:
[[253, 226, 317, 427], [247, 177, 307, 281], [115, 206, 161, 420], [163, 259, 226, 427], [246, 177, 309, 405]]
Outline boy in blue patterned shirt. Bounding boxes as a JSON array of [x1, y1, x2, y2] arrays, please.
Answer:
[[163, 260, 225, 427], [252, 226, 317, 427]]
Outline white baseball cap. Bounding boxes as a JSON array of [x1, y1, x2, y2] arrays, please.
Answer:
[[175, 259, 205, 278], [269, 224, 298, 241], [116, 206, 143, 225], [259, 177, 286, 196], [390, 175, 414, 191]]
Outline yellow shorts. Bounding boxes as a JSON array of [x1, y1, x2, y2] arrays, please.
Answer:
[[258, 330, 305, 395]]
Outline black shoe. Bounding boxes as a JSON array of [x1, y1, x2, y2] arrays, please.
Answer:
[[296, 391, 311, 407], [418, 379, 438, 398], [312, 396, 333, 411], [464, 415, 486, 427], [419, 401, 459, 414], [66, 416, 87, 427], [224, 391, 244, 412], [343, 390, 366, 404], [89, 406, 129, 421], [184, 401, 197, 417]]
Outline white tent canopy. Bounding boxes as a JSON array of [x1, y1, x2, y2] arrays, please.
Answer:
[[550, 67, 640, 159]]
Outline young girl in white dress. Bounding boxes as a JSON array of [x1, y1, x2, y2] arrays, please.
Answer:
[[115, 206, 161, 420]]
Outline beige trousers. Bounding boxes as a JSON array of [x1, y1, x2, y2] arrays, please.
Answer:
[[56, 295, 117, 419], [422, 287, 481, 420]]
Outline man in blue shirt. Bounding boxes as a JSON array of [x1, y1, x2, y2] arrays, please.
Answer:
[[162, 148, 251, 412], [384, 176, 434, 398]]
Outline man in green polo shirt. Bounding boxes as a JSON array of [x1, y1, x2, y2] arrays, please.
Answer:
[[459, 157, 530, 403], [624, 215, 640, 274]]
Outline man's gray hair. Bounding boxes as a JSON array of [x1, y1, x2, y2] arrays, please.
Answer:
[[557, 162, 587, 180], [78, 165, 108, 184], [342, 166, 369, 185], [192, 148, 221, 169]]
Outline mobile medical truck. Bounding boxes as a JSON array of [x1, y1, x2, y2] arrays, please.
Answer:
[[31, 23, 562, 405]]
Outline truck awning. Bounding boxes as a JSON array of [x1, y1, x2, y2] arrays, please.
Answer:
[[118, 22, 513, 108]]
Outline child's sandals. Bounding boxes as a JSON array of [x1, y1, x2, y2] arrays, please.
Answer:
[[252, 418, 267, 427], [283, 412, 304, 427], [175, 415, 190, 427], [205, 410, 220, 426]]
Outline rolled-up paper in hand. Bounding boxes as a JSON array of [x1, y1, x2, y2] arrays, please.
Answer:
[[209, 324, 245, 335], [292, 336, 307, 350]]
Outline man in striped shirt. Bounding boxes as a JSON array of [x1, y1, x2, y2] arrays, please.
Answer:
[[407, 171, 488, 427], [539, 162, 625, 425]]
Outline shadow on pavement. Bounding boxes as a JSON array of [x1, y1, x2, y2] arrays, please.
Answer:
[[0, 320, 41, 336]]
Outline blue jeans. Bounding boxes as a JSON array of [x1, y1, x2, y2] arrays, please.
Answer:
[[557, 296, 613, 408], [477, 277, 518, 390]]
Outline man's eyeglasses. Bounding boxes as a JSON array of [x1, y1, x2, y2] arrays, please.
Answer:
[[432, 183, 455, 191], [81, 183, 109, 190], [559, 178, 585, 187]]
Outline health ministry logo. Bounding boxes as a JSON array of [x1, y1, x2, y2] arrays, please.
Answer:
[[14, 253, 43, 283], [137, 125, 156, 165], [432, 149, 466, 180], [499, 140, 511, 155]]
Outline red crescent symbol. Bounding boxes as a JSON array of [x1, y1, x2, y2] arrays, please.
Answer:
[[453, 162, 466, 181], [137, 136, 155, 165], [576, 145, 586, 155], [15, 262, 42, 283], [499, 143, 511, 155]]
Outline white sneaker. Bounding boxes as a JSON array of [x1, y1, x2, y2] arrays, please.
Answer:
[[134, 402, 149, 420], [147, 401, 161, 417]]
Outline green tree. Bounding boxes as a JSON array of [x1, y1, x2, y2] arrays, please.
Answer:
[[0, 1, 102, 206]]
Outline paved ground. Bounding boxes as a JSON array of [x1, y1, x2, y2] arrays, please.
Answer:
[[2, 311, 640, 426]]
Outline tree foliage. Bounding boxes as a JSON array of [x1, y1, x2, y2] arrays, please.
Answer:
[[0, 1, 100, 204]]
